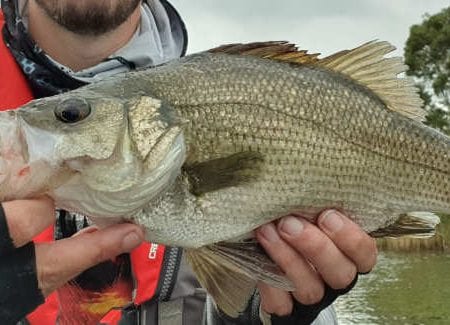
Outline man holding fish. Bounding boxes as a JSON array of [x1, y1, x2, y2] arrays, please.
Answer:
[[0, 0, 377, 324]]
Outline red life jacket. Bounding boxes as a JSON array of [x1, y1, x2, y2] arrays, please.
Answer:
[[0, 12, 166, 324]]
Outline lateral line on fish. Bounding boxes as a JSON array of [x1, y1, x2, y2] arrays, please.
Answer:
[[179, 102, 450, 178]]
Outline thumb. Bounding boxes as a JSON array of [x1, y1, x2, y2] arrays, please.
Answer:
[[35, 223, 144, 296]]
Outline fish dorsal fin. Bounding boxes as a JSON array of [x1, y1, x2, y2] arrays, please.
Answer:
[[210, 41, 424, 121], [316, 41, 425, 121], [209, 41, 321, 65]]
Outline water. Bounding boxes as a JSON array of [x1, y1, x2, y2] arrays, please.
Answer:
[[335, 252, 450, 324]]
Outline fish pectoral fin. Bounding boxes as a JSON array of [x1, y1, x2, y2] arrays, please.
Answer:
[[183, 151, 264, 196], [186, 240, 293, 318], [370, 212, 440, 238]]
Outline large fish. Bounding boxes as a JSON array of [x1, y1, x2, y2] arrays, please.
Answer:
[[1, 41, 448, 316]]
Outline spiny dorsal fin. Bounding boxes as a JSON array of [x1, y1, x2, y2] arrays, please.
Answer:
[[209, 41, 321, 65], [210, 40, 425, 121], [317, 41, 425, 121]]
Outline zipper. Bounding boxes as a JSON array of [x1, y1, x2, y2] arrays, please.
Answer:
[[158, 247, 183, 301]]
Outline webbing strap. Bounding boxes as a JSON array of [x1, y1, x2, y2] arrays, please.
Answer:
[[158, 299, 184, 325]]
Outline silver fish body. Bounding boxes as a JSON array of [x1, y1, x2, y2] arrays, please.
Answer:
[[3, 41, 450, 317], [3, 42, 449, 249], [128, 50, 449, 247]]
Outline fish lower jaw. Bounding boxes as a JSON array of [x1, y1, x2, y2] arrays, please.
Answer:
[[0, 159, 58, 201]]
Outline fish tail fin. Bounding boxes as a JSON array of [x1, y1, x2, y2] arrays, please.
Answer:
[[185, 240, 293, 318]]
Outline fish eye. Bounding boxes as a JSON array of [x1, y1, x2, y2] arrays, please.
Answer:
[[55, 98, 91, 124]]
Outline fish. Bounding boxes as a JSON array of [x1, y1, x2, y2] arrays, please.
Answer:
[[1, 40, 448, 316]]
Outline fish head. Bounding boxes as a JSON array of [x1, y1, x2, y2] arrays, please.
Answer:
[[15, 90, 186, 218]]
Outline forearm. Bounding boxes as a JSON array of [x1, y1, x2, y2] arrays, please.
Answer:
[[0, 205, 44, 323]]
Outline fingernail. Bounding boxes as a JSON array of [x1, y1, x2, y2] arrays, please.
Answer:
[[320, 210, 344, 233], [259, 223, 280, 242], [279, 216, 304, 236], [72, 226, 99, 238], [122, 231, 143, 251]]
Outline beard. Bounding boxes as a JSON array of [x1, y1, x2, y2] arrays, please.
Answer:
[[34, 0, 141, 36]]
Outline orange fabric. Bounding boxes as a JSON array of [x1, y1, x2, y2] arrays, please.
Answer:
[[57, 277, 133, 325], [0, 10, 166, 324], [131, 242, 166, 305], [0, 12, 57, 323], [99, 309, 122, 325], [0, 13, 34, 110], [26, 294, 59, 325]]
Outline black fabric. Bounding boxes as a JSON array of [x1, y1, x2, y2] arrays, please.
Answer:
[[0, 204, 15, 256], [1, 0, 87, 97], [271, 274, 359, 325], [0, 242, 44, 324], [0, 0, 188, 98]]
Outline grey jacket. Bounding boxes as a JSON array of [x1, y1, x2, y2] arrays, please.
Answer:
[[128, 250, 338, 325]]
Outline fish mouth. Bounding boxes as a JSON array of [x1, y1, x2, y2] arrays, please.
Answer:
[[0, 113, 64, 200], [19, 116, 59, 166]]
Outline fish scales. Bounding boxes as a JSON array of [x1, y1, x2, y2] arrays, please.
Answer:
[[5, 41, 450, 317], [110, 52, 450, 247]]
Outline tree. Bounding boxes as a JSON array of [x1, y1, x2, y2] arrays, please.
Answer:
[[404, 6, 450, 133]]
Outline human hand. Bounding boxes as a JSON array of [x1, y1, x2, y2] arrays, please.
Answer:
[[255, 210, 377, 323], [0, 197, 144, 323]]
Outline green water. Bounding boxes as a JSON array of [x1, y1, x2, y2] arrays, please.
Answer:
[[335, 252, 450, 324]]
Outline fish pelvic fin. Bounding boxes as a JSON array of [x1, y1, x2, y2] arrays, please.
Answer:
[[316, 40, 425, 121], [370, 212, 440, 238], [183, 151, 264, 196], [185, 239, 293, 318], [209, 41, 424, 121]]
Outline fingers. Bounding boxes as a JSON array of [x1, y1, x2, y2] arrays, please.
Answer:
[[2, 197, 55, 248], [255, 209, 378, 316], [317, 210, 377, 273], [277, 215, 357, 290], [256, 223, 325, 305], [257, 282, 293, 316], [35, 223, 144, 296]]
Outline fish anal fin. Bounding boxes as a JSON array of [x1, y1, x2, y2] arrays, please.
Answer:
[[183, 151, 264, 196], [186, 239, 294, 318], [370, 212, 440, 238]]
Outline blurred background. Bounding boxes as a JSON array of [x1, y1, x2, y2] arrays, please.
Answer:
[[171, 1, 450, 323]]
